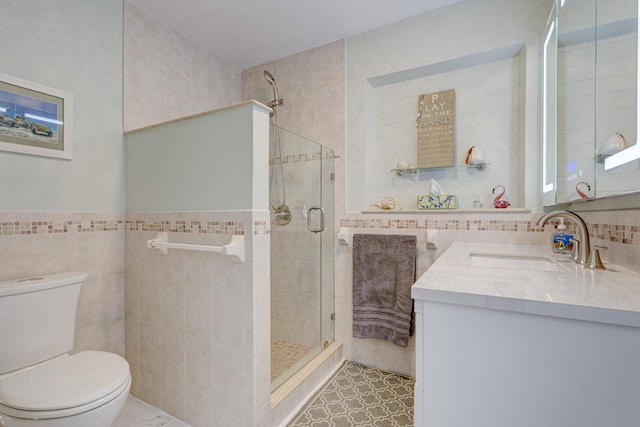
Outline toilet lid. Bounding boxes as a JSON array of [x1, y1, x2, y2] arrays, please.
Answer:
[[0, 351, 130, 411]]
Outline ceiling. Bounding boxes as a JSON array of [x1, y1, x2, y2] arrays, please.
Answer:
[[128, 0, 465, 70]]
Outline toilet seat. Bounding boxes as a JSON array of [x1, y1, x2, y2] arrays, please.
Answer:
[[0, 351, 130, 420]]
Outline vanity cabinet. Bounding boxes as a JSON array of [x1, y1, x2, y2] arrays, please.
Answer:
[[412, 243, 640, 427]]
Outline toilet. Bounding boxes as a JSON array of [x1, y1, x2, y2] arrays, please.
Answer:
[[0, 272, 131, 427]]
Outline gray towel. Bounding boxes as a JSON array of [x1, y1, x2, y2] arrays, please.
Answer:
[[352, 234, 416, 347]]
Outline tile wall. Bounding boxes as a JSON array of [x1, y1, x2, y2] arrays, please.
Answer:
[[124, 1, 241, 132], [581, 209, 640, 272], [125, 211, 270, 427], [124, 5, 272, 426], [0, 212, 125, 356], [241, 40, 345, 156]]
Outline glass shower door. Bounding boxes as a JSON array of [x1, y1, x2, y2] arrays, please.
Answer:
[[270, 125, 334, 391]]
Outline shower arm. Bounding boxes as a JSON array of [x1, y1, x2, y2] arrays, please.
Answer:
[[267, 98, 283, 109]]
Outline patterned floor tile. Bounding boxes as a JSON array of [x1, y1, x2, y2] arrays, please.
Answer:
[[288, 361, 415, 427]]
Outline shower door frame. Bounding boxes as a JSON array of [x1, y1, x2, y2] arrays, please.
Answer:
[[269, 124, 335, 391]]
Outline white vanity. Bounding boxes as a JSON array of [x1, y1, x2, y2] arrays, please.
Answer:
[[412, 243, 640, 427]]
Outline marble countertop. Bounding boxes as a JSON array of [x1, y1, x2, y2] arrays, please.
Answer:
[[411, 243, 640, 327]]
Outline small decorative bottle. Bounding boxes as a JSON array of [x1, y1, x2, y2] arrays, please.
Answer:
[[552, 218, 573, 255]]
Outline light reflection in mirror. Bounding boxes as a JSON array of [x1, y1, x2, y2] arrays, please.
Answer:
[[542, 10, 557, 196]]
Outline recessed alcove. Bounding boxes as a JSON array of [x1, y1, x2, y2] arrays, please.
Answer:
[[361, 44, 528, 211]]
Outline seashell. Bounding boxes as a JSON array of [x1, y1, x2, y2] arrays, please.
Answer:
[[576, 181, 591, 200], [465, 146, 485, 165], [392, 161, 417, 176], [374, 197, 402, 210], [597, 132, 627, 157]]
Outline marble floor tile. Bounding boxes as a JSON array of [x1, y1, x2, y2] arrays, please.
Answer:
[[112, 395, 190, 427]]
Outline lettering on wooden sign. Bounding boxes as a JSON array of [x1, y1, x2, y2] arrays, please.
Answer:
[[416, 89, 455, 168]]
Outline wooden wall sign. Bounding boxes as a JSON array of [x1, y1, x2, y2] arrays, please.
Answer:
[[416, 89, 455, 168]]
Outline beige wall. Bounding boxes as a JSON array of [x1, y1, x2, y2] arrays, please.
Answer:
[[241, 40, 345, 150], [0, 213, 125, 357], [124, 1, 241, 131]]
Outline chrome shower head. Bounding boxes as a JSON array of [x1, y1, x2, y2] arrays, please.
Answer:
[[263, 70, 276, 85], [263, 70, 283, 110]]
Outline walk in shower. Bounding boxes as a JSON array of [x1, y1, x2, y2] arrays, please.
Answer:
[[269, 123, 335, 390]]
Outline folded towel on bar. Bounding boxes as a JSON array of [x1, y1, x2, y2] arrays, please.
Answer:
[[352, 234, 417, 347]]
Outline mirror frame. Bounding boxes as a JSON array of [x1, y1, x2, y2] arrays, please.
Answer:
[[544, 0, 640, 212], [544, 190, 640, 212]]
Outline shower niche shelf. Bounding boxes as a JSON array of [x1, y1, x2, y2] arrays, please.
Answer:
[[392, 164, 490, 175], [417, 163, 489, 171], [361, 207, 531, 214]]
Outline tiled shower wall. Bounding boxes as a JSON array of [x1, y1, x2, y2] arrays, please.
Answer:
[[0, 212, 125, 356], [124, 211, 270, 427], [269, 148, 336, 349], [241, 40, 345, 154], [243, 41, 344, 360]]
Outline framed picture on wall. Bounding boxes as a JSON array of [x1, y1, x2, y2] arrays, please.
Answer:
[[0, 72, 73, 160]]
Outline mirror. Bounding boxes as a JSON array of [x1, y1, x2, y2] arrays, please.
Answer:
[[543, 0, 640, 211]]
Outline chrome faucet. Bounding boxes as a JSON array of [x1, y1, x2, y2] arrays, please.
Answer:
[[536, 210, 591, 265]]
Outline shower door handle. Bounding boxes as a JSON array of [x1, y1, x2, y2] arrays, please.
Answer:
[[307, 206, 325, 233]]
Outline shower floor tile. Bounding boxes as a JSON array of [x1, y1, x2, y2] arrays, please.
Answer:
[[272, 339, 311, 381], [287, 360, 415, 427]]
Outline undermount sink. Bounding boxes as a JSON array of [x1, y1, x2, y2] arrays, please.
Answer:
[[469, 252, 566, 272]]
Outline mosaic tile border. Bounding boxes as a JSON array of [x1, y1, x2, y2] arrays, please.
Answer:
[[125, 219, 246, 235], [0, 213, 271, 237], [0, 219, 123, 236], [340, 218, 544, 232], [271, 151, 339, 165], [591, 223, 639, 245], [2, 213, 634, 244], [340, 217, 639, 246]]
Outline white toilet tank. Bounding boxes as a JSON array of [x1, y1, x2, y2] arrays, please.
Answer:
[[0, 272, 88, 375]]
